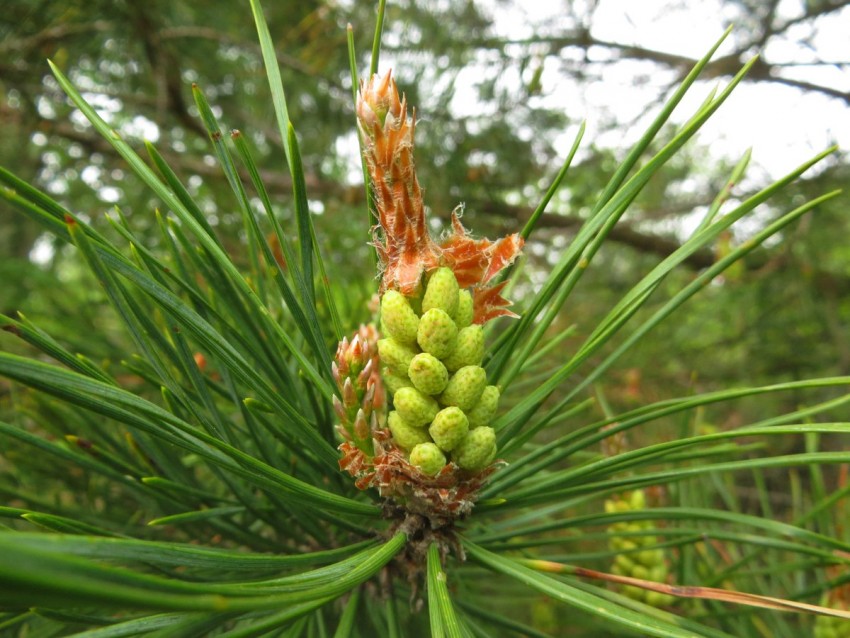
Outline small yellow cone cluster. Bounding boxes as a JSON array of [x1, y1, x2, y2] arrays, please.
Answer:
[[815, 594, 850, 638], [606, 489, 674, 607], [379, 267, 498, 475], [331, 326, 384, 454]]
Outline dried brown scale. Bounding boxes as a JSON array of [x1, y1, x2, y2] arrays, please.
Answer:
[[356, 71, 522, 304], [357, 73, 438, 294]]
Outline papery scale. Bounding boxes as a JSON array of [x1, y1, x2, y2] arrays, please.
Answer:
[[339, 429, 501, 527], [356, 70, 523, 321]]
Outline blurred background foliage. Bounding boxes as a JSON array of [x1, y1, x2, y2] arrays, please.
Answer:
[[1, 0, 848, 439]]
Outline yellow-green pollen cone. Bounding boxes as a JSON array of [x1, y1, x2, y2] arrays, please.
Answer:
[[428, 406, 469, 452], [466, 385, 500, 428], [377, 338, 417, 372], [440, 365, 487, 411], [393, 386, 440, 427], [442, 324, 484, 372], [422, 267, 459, 318], [452, 426, 497, 472], [381, 366, 413, 395], [454, 289, 474, 328], [409, 442, 446, 476], [377, 267, 504, 477], [417, 308, 458, 359], [408, 352, 449, 395], [388, 411, 432, 450], [381, 290, 420, 345]]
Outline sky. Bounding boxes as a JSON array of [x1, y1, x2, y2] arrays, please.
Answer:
[[467, 0, 850, 182]]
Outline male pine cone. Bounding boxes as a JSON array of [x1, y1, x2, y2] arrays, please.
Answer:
[[380, 268, 498, 475]]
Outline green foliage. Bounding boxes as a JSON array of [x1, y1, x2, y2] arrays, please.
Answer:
[[0, 2, 848, 637]]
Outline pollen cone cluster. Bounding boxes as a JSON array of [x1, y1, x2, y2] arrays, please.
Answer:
[[339, 269, 503, 526], [380, 267, 498, 476], [605, 489, 674, 607]]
